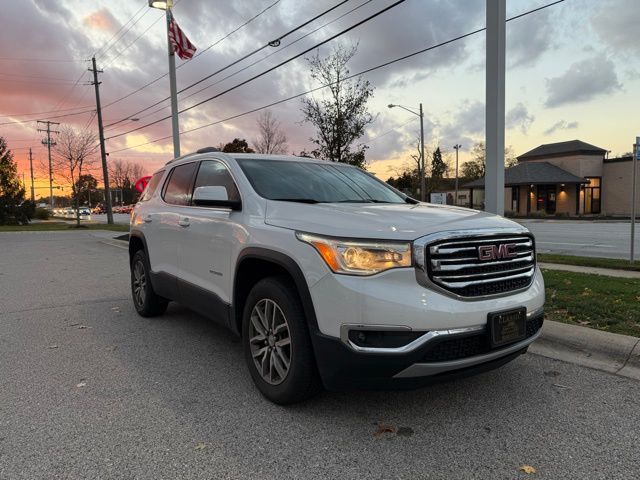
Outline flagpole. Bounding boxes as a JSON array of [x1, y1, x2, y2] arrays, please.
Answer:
[[166, 7, 180, 158]]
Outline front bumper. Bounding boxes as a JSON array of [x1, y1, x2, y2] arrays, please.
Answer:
[[310, 310, 543, 390]]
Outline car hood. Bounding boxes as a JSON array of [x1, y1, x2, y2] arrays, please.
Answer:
[[265, 201, 526, 241]]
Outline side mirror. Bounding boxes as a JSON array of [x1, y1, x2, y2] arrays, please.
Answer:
[[192, 186, 241, 210]]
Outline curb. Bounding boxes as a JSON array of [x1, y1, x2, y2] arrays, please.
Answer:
[[529, 320, 640, 381]]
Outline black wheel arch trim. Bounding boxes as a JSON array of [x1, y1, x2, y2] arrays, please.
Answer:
[[234, 247, 320, 336]]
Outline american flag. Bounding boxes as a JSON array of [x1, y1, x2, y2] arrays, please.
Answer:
[[168, 10, 196, 60]]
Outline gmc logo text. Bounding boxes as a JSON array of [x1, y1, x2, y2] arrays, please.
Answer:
[[478, 243, 518, 261]]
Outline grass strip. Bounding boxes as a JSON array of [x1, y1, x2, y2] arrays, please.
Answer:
[[542, 269, 640, 337], [538, 253, 640, 272]]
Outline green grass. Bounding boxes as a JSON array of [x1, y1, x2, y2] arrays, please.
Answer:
[[0, 223, 129, 232], [542, 269, 640, 337], [538, 253, 640, 272]]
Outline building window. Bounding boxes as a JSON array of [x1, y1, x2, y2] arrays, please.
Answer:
[[584, 177, 601, 214], [536, 185, 556, 214]]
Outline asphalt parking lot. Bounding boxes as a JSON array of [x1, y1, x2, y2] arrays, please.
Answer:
[[1, 231, 639, 479]]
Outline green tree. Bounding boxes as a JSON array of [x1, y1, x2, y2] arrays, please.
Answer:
[[222, 138, 254, 153], [301, 44, 374, 168], [0, 137, 32, 225], [431, 146, 447, 180], [75, 174, 98, 206], [461, 141, 517, 180]]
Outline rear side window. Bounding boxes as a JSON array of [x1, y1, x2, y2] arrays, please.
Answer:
[[193, 160, 240, 202], [162, 162, 197, 205], [139, 171, 164, 202]]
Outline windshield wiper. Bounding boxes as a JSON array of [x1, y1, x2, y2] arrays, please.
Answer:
[[271, 198, 320, 204]]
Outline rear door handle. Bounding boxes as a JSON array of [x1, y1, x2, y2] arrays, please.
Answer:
[[178, 217, 190, 227], [143, 215, 152, 223]]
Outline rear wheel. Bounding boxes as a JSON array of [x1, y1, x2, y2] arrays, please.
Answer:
[[242, 277, 321, 404], [131, 250, 168, 317]]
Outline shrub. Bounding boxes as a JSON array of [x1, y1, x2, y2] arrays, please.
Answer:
[[33, 208, 50, 220]]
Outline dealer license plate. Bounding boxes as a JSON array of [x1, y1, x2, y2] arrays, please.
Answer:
[[488, 307, 526, 347]]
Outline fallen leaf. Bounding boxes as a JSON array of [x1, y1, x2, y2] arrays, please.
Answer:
[[77, 325, 92, 329], [373, 423, 396, 439], [519, 465, 536, 474], [111, 307, 120, 311], [76, 381, 86, 388], [48, 345, 58, 349], [194, 442, 207, 450]]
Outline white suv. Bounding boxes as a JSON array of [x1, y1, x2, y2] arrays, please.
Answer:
[[129, 149, 545, 404]]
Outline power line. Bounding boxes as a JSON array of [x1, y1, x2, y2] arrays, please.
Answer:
[[107, 0, 406, 140], [0, 108, 95, 126], [107, 0, 565, 154], [105, 0, 349, 129], [101, 0, 280, 110], [102, 10, 164, 68], [95, 1, 148, 58], [0, 105, 93, 118], [108, 0, 374, 130]]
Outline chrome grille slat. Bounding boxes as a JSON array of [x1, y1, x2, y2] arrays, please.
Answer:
[[436, 270, 535, 288], [430, 238, 532, 254], [424, 233, 536, 298], [436, 265, 535, 281], [432, 252, 533, 270]]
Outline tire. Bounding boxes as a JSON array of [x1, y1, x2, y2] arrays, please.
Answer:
[[130, 249, 168, 317], [242, 276, 322, 404]]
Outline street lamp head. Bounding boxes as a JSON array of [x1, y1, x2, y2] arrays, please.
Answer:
[[387, 104, 396, 109], [148, 0, 172, 9]]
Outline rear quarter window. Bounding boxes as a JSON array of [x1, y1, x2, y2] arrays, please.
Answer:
[[139, 171, 164, 202]]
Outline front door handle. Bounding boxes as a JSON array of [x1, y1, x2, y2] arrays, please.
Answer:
[[178, 217, 190, 227]]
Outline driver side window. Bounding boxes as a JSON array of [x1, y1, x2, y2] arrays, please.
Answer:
[[193, 160, 240, 203]]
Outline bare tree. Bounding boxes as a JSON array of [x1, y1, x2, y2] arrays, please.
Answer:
[[109, 159, 147, 205], [252, 111, 288, 154], [52, 126, 98, 226]]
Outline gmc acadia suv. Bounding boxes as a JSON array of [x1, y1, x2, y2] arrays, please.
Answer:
[[129, 149, 545, 404]]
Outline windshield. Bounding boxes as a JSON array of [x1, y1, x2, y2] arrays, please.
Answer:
[[236, 159, 407, 204]]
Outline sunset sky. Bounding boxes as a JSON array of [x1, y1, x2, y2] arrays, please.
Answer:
[[1, 0, 638, 196]]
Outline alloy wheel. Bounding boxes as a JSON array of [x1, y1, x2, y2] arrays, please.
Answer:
[[132, 260, 147, 307], [248, 298, 292, 385]]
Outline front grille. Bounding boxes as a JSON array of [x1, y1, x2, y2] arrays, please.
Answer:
[[426, 234, 535, 298], [422, 314, 543, 362]]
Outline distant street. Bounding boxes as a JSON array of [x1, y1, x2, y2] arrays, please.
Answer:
[[518, 220, 640, 259], [1, 230, 639, 479], [91, 213, 131, 224]]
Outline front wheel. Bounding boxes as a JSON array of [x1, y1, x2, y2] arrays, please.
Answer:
[[130, 250, 168, 317], [242, 277, 321, 404]]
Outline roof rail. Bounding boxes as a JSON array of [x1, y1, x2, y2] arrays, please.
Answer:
[[196, 146, 221, 154]]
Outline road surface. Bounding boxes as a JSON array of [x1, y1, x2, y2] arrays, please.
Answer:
[[518, 220, 639, 259], [1, 231, 638, 479]]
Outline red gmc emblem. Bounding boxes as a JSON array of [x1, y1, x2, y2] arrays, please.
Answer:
[[478, 243, 518, 261]]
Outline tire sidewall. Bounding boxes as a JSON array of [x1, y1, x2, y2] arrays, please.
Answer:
[[242, 277, 318, 404]]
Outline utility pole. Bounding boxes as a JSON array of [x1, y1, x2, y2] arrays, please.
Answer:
[[419, 103, 425, 202], [453, 144, 462, 206], [89, 56, 114, 225], [37, 120, 59, 209], [485, 0, 506, 215], [631, 139, 638, 264], [29, 148, 35, 202]]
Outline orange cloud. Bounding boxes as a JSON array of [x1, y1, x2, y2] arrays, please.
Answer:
[[83, 9, 117, 31]]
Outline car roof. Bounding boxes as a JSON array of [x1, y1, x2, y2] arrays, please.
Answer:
[[157, 151, 345, 173]]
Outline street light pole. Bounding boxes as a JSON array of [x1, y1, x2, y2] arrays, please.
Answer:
[[388, 103, 426, 201], [453, 144, 462, 206]]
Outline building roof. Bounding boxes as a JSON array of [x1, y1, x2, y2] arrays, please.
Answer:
[[517, 140, 607, 161], [463, 162, 588, 189]]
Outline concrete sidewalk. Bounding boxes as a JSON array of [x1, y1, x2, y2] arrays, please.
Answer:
[[539, 262, 640, 279]]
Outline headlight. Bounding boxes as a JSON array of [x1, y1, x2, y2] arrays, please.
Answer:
[[296, 232, 412, 275]]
